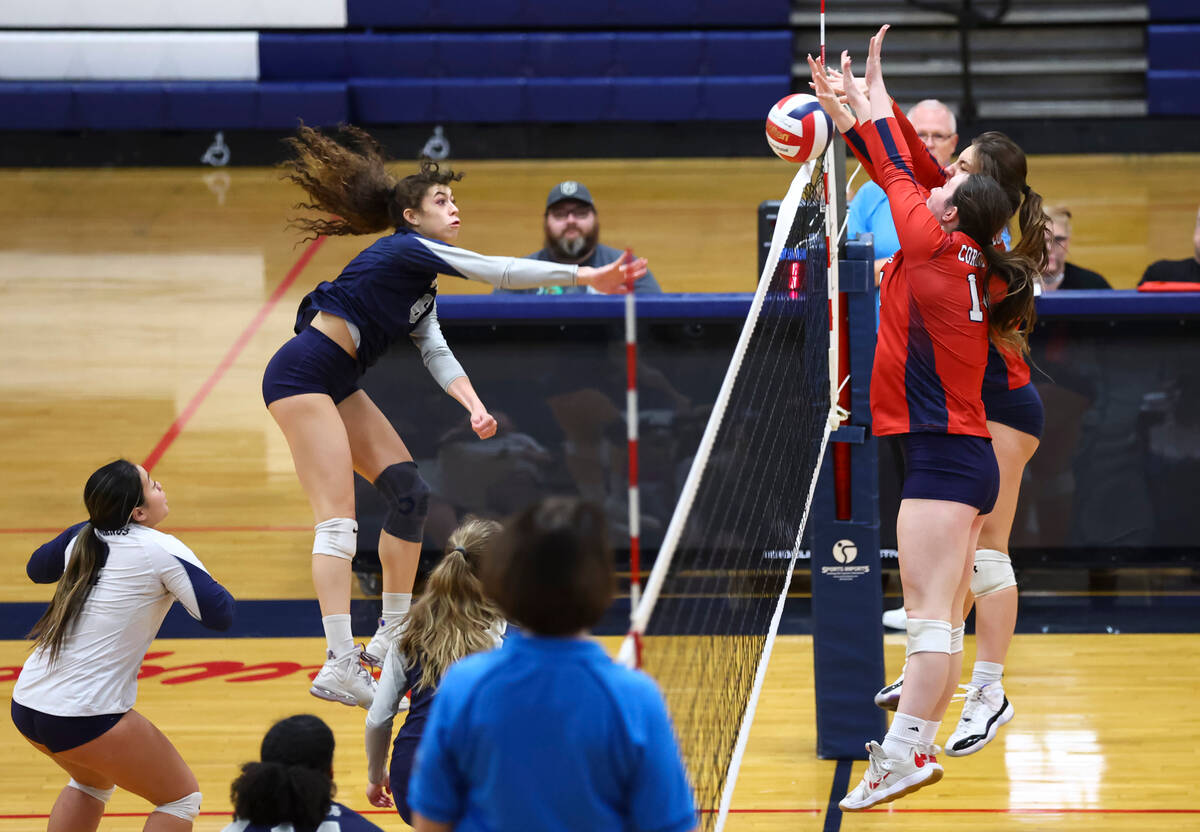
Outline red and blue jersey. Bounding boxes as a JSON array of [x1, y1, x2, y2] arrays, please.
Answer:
[[859, 117, 996, 438]]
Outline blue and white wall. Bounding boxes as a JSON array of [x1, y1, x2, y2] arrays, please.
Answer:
[[0, 0, 791, 130]]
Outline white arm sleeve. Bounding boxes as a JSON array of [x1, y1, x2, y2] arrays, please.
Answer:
[[409, 303, 467, 391], [415, 237, 579, 289], [364, 647, 408, 785]]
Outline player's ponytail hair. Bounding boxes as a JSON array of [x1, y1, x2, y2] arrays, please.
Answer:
[[950, 174, 1038, 355], [281, 124, 463, 240], [397, 517, 504, 692], [28, 459, 142, 664], [231, 714, 336, 830], [970, 131, 1050, 274]]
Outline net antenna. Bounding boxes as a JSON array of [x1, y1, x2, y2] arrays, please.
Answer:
[[617, 144, 842, 829]]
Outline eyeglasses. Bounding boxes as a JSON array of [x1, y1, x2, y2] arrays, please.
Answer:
[[548, 205, 594, 221], [916, 132, 955, 143]]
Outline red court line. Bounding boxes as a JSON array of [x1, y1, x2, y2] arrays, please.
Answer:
[[3, 808, 1197, 820], [0, 525, 311, 535], [141, 235, 327, 473]]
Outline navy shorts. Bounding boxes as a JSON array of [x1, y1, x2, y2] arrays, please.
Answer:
[[262, 326, 362, 407], [901, 433, 999, 514], [982, 381, 1044, 439], [388, 734, 418, 824], [11, 700, 125, 753]]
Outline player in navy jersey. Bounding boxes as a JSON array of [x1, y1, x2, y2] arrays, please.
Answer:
[[814, 42, 1051, 756], [364, 517, 505, 825], [265, 126, 647, 710], [812, 28, 1037, 809], [12, 459, 235, 831], [224, 714, 383, 832]]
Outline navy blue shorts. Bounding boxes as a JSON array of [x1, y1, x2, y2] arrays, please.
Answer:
[[262, 326, 362, 407], [982, 381, 1044, 439], [901, 433, 999, 514], [11, 700, 125, 753], [388, 734, 418, 824]]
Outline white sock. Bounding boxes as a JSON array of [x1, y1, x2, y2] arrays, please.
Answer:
[[971, 660, 1004, 688], [919, 720, 941, 748], [322, 614, 355, 658], [381, 592, 412, 626], [882, 712, 926, 759]]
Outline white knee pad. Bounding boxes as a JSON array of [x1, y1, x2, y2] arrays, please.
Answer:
[[153, 791, 202, 821], [67, 779, 115, 803], [950, 624, 965, 654], [972, 548, 1017, 598], [905, 618, 952, 656], [313, 517, 358, 560]]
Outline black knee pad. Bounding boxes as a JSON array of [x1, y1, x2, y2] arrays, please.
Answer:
[[375, 461, 431, 543]]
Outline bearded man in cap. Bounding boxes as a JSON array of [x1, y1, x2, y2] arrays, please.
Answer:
[[493, 180, 662, 294]]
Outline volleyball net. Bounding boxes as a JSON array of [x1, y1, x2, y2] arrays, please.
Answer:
[[618, 151, 843, 831]]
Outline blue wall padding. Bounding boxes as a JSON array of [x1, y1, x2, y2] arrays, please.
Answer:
[[1148, 70, 1200, 115], [1148, 25, 1200, 70], [0, 81, 348, 129], [350, 78, 435, 123], [260, 33, 350, 81], [346, 0, 787, 27], [1148, 0, 1200, 22], [259, 32, 788, 80]]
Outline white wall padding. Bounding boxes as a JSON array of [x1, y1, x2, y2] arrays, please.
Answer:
[[0, 33, 259, 80], [0, 0, 346, 28]]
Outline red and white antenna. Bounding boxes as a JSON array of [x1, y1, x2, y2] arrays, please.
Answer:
[[624, 249, 642, 653]]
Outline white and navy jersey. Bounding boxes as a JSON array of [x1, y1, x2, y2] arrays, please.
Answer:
[[220, 802, 384, 832], [296, 229, 579, 370], [14, 522, 234, 717]]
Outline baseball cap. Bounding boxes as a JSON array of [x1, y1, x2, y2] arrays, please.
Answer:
[[545, 181, 595, 210]]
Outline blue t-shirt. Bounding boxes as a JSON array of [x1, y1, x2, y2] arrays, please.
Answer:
[[408, 631, 696, 832], [220, 801, 383, 832], [847, 180, 902, 261]]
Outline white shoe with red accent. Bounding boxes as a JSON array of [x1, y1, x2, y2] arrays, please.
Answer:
[[839, 741, 944, 812]]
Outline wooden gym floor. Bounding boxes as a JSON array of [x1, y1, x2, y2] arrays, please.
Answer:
[[1, 157, 1198, 830]]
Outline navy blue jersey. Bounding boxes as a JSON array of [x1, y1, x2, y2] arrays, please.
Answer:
[[297, 229, 578, 369], [220, 801, 383, 832]]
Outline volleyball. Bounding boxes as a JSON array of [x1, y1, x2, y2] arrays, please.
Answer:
[[765, 94, 833, 164]]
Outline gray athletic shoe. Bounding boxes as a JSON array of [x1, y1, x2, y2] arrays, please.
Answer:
[[310, 649, 377, 709]]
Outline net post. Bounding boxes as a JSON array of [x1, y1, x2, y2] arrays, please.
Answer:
[[809, 233, 888, 759]]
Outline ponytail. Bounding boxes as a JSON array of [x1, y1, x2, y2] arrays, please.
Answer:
[[281, 124, 463, 241], [1010, 185, 1050, 274], [949, 174, 1038, 355], [968, 131, 1050, 275], [28, 459, 143, 664], [230, 761, 332, 830], [397, 517, 503, 691]]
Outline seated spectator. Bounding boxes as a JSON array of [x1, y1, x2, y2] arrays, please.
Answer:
[[223, 714, 383, 832], [847, 99, 957, 281], [408, 497, 696, 832], [493, 181, 662, 295], [1041, 205, 1111, 291], [1140, 204, 1200, 285]]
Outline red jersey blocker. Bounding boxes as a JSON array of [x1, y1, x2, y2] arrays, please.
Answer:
[[847, 105, 1041, 439], [862, 117, 994, 438]]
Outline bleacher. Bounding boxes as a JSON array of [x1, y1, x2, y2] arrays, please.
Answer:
[[1147, 0, 1200, 115], [0, 0, 791, 130]]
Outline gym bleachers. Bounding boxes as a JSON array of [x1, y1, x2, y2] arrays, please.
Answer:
[[0, 1, 791, 130], [1147, 1, 1200, 116]]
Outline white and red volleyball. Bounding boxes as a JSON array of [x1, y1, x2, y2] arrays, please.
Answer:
[[765, 94, 833, 164]]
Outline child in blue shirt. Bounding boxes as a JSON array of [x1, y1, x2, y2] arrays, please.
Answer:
[[408, 498, 697, 832]]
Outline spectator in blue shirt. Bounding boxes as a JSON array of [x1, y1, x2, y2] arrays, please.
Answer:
[[408, 498, 696, 832], [847, 99, 958, 282], [223, 714, 383, 832]]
